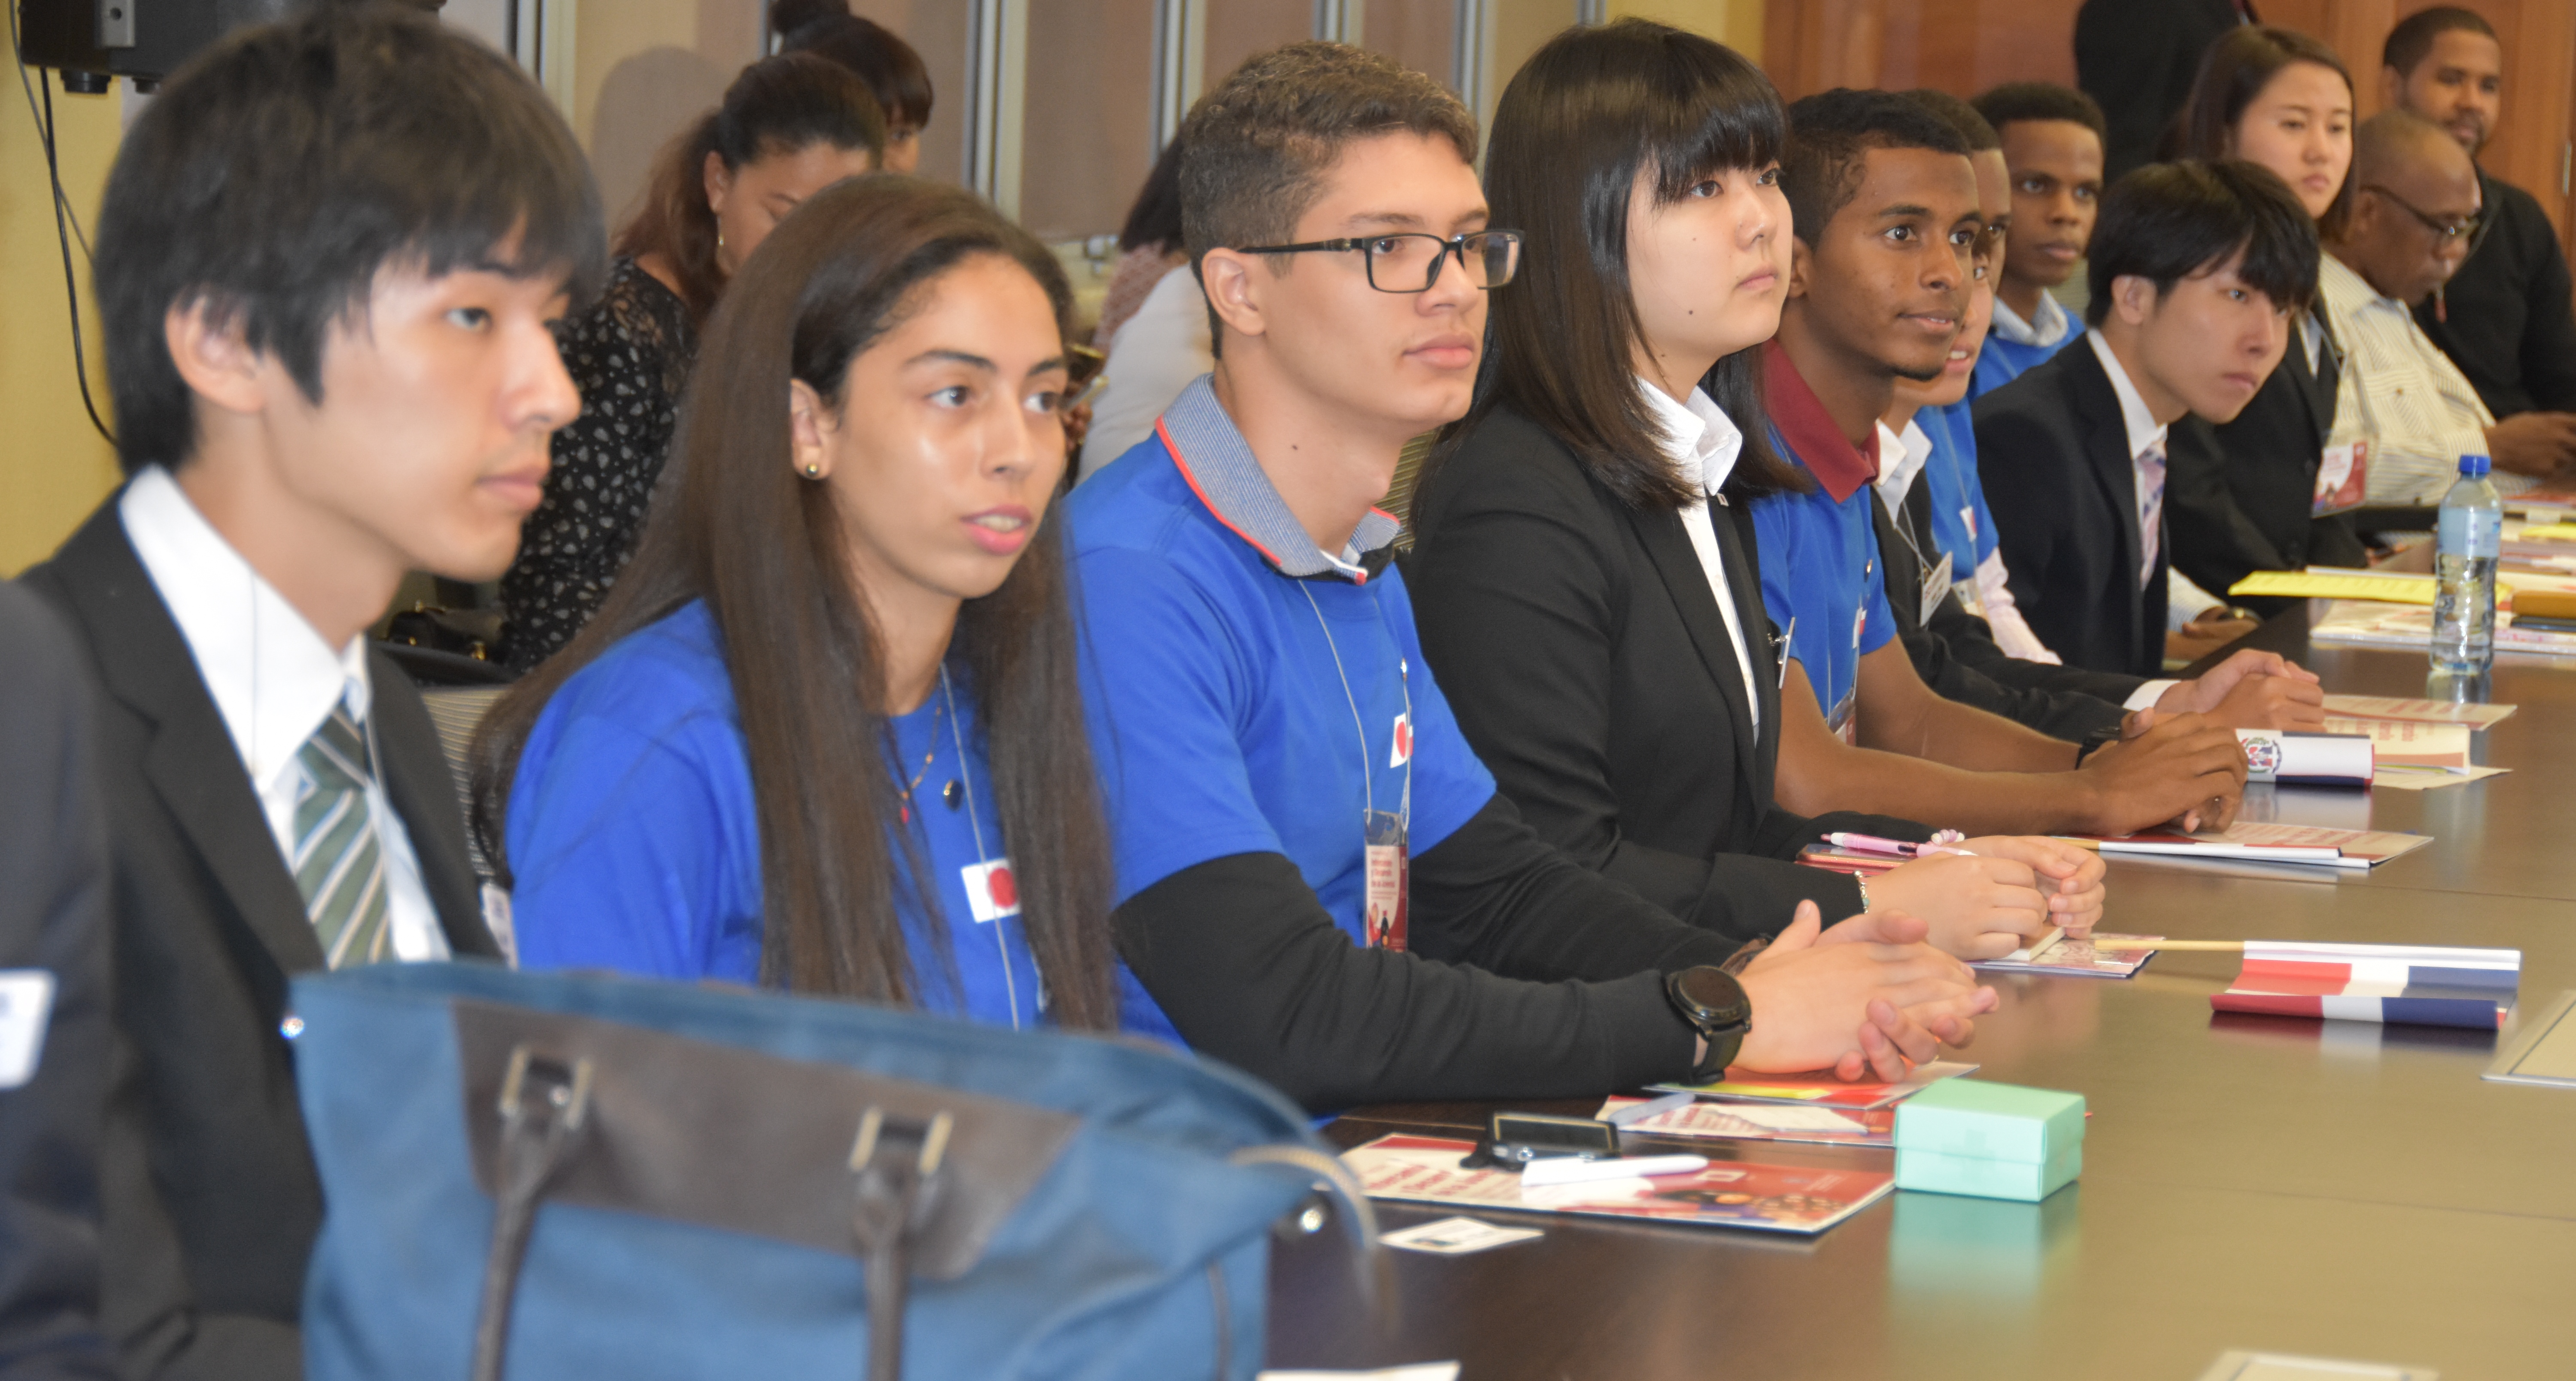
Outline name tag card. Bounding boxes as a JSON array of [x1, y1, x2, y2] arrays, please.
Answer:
[[2314, 440, 2369, 515], [0, 970, 57, 1090]]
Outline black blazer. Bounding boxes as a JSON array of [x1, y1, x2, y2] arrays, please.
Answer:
[[21, 500, 498, 1381], [2075, 0, 2252, 183], [2164, 320, 2366, 614], [1974, 343, 2170, 679], [1406, 405, 1929, 940], [0, 583, 115, 1381], [1868, 480, 2137, 742]]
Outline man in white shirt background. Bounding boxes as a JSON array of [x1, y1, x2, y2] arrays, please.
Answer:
[[2323, 109, 2567, 502]]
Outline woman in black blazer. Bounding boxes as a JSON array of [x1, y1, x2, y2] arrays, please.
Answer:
[[1407, 20, 2103, 959]]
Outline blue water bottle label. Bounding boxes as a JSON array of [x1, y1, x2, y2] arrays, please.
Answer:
[[2439, 506, 2501, 559]]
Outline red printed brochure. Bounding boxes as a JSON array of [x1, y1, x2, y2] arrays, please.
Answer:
[[1646, 1059, 1976, 1109], [1595, 1096, 1896, 1147], [1343, 1134, 1893, 1236]]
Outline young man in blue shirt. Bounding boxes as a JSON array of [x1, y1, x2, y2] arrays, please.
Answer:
[[1069, 44, 1993, 1113], [1749, 90, 2254, 839], [1966, 84, 2107, 399]]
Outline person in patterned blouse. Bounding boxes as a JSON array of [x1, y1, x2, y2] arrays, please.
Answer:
[[501, 52, 885, 670]]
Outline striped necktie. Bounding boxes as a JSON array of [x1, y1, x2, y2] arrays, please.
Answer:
[[294, 703, 392, 968], [2138, 440, 2168, 590]]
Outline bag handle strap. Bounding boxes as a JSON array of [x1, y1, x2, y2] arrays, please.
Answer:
[[1233, 1143, 1394, 1329], [470, 1046, 595, 1381], [848, 1106, 953, 1381]]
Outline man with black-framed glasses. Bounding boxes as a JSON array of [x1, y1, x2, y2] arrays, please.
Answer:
[[2382, 5, 2576, 425], [2321, 109, 2576, 501], [1063, 41, 1992, 1113]]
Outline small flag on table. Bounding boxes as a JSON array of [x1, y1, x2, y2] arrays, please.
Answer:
[[2211, 942, 2519, 1029]]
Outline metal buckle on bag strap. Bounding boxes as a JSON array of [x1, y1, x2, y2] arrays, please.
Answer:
[[848, 1107, 955, 1381], [470, 1046, 595, 1381]]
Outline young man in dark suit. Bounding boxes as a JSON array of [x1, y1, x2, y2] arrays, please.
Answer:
[[0, 584, 114, 1381], [1975, 161, 2320, 681], [17, 11, 602, 1377]]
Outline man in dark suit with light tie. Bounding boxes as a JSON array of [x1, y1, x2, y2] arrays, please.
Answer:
[[17, 10, 603, 1377], [0, 584, 115, 1381], [1976, 161, 2320, 680], [2077, 0, 2257, 183]]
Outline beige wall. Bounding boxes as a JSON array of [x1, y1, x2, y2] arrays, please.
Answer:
[[1, 76, 122, 575], [1610, 0, 1764, 52]]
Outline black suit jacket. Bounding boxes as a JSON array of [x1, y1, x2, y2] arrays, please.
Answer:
[[0, 583, 116, 1381], [2076, 0, 2253, 183], [21, 499, 498, 1381], [1868, 477, 2138, 742], [1975, 343, 2170, 679], [2417, 171, 2576, 419], [2164, 322, 2366, 614], [1405, 405, 1929, 940]]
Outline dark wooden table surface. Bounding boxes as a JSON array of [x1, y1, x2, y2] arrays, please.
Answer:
[[1265, 607, 2576, 1379]]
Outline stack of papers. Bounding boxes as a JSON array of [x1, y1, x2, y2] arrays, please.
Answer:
[[2319, 716, 2508, 789], [1975, 930, 2160, 979], [2069, 822, 2433, 869], [2211, 941, 2520, 1029], [1342, 1134, 1894, 1235], [1593, 1096, 1895, 1147], [2312, 599, 2576, 657], [1649, 1060, 1977, 1108], [2321, 694, 2516, 729]]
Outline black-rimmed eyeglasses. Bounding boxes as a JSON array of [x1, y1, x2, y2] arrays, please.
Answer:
[[1231, 230, 1523, 293], [2359, 183, 2488, 252]]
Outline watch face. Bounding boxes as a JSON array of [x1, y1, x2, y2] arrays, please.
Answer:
[[1675, 966, 1750, 1027]]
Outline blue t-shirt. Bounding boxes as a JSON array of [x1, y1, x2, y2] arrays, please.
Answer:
[[1065, 390, 1495, 946], [1968, 329, 2073, 402], [506, 599, 1176, 1038], [1751, 429, 1896, 736], [1920, 402, 2000, 580]]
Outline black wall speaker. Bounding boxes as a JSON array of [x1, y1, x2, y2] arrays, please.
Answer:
[[17, 0, 304, 89]]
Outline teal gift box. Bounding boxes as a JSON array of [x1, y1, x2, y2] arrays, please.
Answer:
[[1893, 1079, 2084, 1202]]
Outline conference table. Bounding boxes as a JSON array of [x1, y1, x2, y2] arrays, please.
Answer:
[[1264, 607, 2576, 1379]]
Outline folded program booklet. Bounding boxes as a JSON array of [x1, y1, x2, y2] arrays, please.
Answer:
[[2066, 822, 2433, 870], [1343, 1134, 1893, 1236], [1594, 1096, 1896, 1147]]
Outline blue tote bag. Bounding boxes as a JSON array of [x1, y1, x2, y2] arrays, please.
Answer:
[[291, 962, 1373, 1381]]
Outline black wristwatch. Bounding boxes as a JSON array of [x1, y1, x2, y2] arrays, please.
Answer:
[[1665, 966, 1753, 1083], [2074, 723, 2123, 766]]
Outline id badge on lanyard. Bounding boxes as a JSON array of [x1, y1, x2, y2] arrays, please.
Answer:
[[1304, 587, 1415, 952], [2314, 439, 2369, 515], [1917, 551, 1953, 628]]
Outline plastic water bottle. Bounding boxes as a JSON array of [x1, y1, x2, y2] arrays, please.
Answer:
[[2431, 453, 2502, 673]]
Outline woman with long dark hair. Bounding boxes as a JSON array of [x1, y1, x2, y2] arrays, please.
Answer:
[[1408, 19, 2102, 959], [2162, 25, 2368, 612], [501, 52, 885, 671], [475, 176, 1132, 1034], [776, 1, 935, 173]]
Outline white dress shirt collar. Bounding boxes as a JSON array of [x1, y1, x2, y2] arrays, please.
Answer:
[[1872, 418, 1935, 511], [2084, 329, 2170, 462], [1639, 377, 1759, 733], [1991, 290, 2072, 349], [119, 465, 372, 794], [1640, 378, 1745, 496]]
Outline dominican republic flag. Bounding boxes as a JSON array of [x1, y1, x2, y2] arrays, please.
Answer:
[[2211, 941, 2521, 1029]]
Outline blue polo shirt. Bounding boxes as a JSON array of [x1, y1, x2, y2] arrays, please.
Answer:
[[1066, 375, 1495, 944], [1920, 401, 2000, 580], [1968, 295, 2078, 401], [1748, 341, 1895, 739], [505, 599, 1177, 1039]]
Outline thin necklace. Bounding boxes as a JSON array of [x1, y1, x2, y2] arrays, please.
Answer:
[[894, 687, 944, 824]]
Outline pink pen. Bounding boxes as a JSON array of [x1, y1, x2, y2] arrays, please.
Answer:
[[1823, 831, 1977, 858]]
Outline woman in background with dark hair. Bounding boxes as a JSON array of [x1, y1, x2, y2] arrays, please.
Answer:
[[2162, 25, 2369, 614], [501, 52, 885, 671], [1079, 136, 1209, 480], [1409, 19, 2102, 958], [777, 2, 935, 173], [477, 175, 1143, 1034]]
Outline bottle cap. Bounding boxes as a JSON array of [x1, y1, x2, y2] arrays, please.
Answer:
[[2460, 453, 2493, 477]]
